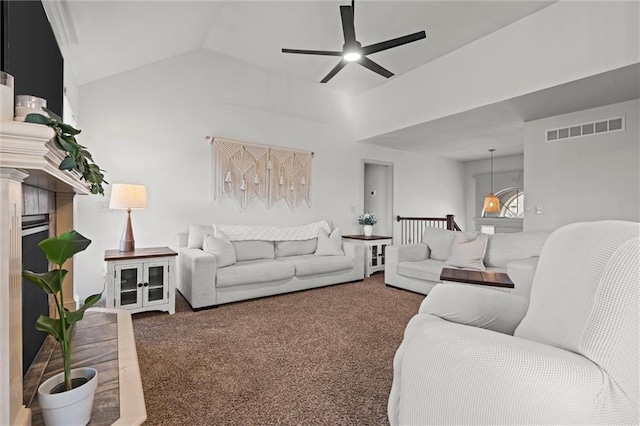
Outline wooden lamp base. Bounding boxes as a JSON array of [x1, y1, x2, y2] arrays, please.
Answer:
[[119, 208, 135, 252]]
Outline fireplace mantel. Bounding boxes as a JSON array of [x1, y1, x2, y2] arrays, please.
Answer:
[[1, 119, 90, 425], [0, 120, 90, 194]]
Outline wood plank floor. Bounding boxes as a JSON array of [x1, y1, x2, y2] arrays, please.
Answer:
[[23, 311, 121, 425]]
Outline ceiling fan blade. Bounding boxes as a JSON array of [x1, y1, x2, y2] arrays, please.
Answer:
[[340, 5, 356, 45], [320, 60, 348, 83], [358, 57, 394, 78], [282, 48, 343, 56], [361, 31, 426, 56]]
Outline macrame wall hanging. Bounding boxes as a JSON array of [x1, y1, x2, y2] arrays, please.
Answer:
[[209, 137, 313, 211]]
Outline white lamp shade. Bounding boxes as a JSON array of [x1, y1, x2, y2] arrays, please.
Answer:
[[109, 184, 148, 210]]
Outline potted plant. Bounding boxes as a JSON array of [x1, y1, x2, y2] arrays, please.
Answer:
[[25, 107, 107, 195], [23, 230, 102, 426], [358, 213, 378, 236]]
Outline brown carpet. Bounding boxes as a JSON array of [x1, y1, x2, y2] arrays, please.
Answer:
[[132, 273, 423, 425]]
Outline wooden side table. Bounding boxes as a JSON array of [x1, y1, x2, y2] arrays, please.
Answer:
[[105, 247, 177, 314], [343, 235, 393, 277]]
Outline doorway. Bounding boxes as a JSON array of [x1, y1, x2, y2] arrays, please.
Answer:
[[363, 161, 393, 237]]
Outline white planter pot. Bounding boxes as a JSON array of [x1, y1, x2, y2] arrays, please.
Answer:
[[363, 225, 373, 236], [38, 367, 98, 426]]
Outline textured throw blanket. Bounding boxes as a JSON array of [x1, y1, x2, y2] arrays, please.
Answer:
[[214, 220, 331, 241]]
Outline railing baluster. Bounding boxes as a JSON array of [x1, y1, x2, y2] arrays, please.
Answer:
[[405, 220, 409, 244], [410, 220, 414, 244], [396, 214, 460, 244]]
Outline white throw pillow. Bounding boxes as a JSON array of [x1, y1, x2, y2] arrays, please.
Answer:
[[445, 233, 488, 271], [187, 224, 215, 249], [202, 232, 236, 267], [314, 228, 344, 256], [422, 228, 479, 261]]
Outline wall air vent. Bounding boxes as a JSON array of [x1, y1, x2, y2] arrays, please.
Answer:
[[546, 116, 625, 142]]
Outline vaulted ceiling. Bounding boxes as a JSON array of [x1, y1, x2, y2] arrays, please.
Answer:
[[51, 1, 638, 161], [59, 1, 555, 95]]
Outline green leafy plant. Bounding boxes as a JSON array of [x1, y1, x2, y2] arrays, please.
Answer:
[[23, 231, 102, 391], [358, 213, 378, 225], [25, 107, 107, 195]]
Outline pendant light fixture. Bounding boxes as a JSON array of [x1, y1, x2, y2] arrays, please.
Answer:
[[483, 149, 500, 215]]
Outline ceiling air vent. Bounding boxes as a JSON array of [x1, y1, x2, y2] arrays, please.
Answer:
[[546, 116, 625, 142]]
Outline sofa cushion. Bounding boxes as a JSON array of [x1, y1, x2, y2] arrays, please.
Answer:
[[187, 224, 215, 249], [216, 259, 294, 288], [202, 232, 236, 267], [398, 258, 505, 282], [231, 240, 275, 262], [422, 228, 479, 261], [485, 231, 550, 268], [445, 234, 488, 271], [275, 239, 318, 258], [277, 254, 353, 277], [397, 259, 446, 282], [315, 228, 344, 256]]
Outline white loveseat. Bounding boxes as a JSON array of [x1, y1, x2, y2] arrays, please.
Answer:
[[385, 227, 551, 297], [177, 221, 364, 309], [389, 220, 639, 425]]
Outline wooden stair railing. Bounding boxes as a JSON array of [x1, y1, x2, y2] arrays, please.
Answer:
[[396, 214, 461, 244]]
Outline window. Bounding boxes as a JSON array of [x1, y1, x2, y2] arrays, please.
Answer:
[[499, 189, 524, 218]]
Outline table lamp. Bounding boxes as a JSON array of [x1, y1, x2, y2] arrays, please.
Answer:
[[109, 183, 147, 252]]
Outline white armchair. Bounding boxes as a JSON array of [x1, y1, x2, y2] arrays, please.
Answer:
[[389, 221, 639, 425]]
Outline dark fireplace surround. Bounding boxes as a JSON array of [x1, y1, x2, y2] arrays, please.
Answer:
[[21, 213, 50, 376]]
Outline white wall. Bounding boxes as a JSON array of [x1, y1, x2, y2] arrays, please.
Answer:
[[355, 1, 639, 141], [74, 49, 466, 298], [385, 149, 467, 235], [524, 99, 639, 231], [63, 61, 80, 115], [464, 155, 524, 231]]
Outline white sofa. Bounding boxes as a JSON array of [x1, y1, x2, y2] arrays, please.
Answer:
[[176, 222, 364, 309], [389, 220, 639, 425], [385, 227, 551, 298]]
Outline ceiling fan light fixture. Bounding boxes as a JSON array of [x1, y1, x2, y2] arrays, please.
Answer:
[[343, 51, 361, 62], [281, 0, 426, 83]]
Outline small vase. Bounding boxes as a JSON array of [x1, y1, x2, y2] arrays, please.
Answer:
[[38, 367, 98, 426], [363, 225, 373, 236]]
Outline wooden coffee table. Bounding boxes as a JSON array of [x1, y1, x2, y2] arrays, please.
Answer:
[[440, 267, 514, 288]]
